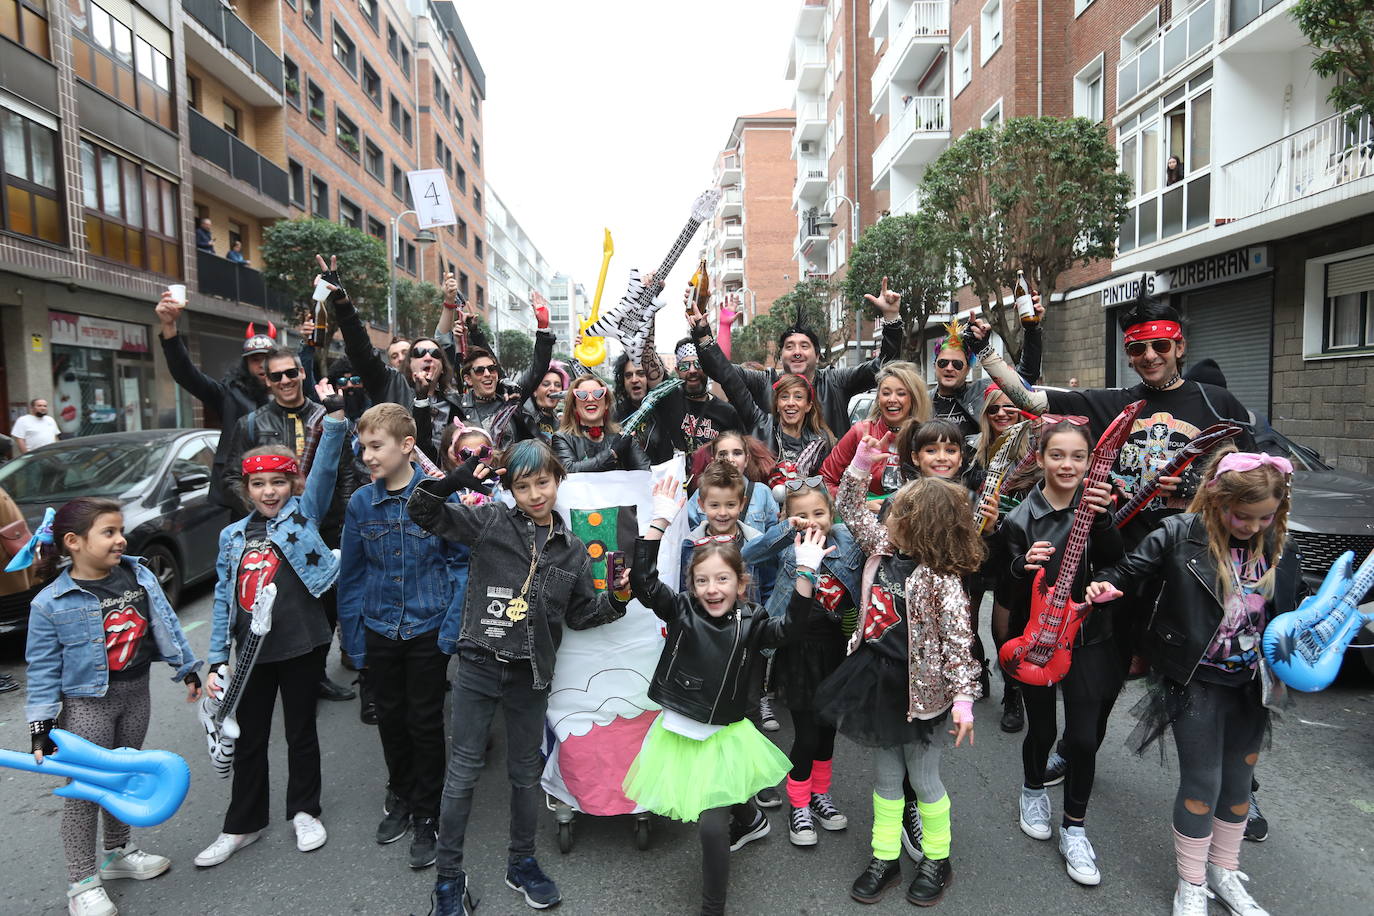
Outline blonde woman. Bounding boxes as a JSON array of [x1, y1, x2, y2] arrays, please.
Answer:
[[820, 361, 930, 500], [550, 376, 649, 473]]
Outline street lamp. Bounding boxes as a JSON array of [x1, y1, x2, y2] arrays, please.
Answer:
[[388, 210, 436, 335], [815, 195, 864, 365]]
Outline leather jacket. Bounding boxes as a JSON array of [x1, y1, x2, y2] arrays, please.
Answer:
[[1096, 513, 1305, 685], [632, 538, 814, 725], [927, 326, 1043, 434], [550, 429, 650, 472]]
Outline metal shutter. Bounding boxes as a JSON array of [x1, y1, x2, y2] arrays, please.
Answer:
[[1181, 276, 1273, 414], [1326, 254, 1374, 297]]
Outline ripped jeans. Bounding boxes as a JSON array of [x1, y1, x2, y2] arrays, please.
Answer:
[[1168, 677, 1267, 838]]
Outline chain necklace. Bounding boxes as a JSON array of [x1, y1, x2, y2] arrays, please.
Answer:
[[1142, 373, 1182, 391], [504, 528, 547, 622]]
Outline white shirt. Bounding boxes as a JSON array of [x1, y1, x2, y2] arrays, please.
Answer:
[[11, 413, 60, 450]]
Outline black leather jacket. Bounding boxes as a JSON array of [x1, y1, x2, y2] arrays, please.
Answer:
[[550, 430, 650, 472], [631, 538, 813, 725], [1096, 513, 1305, 685]]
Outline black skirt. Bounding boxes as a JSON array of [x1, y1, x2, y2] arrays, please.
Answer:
[[772, 619, 846, 712], [815, 647, 944, 748]]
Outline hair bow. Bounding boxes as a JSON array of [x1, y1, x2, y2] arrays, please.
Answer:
[[5, 506, 55, 573], [1211, 452, 1292, 481], [1038, 414, 1090, 426]]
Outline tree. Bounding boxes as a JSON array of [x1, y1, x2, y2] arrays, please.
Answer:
[[843, 211, 955, 361], [497, 329, 534, 374], [731, 312, 782, 366], [1294, 0, 1374, 125], [920, 117, 1131, 361], [392, 278, 441, 340], [261, 218, 389, 321]]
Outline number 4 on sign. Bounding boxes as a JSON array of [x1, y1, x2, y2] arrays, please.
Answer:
[[405, 169, 457, 228]]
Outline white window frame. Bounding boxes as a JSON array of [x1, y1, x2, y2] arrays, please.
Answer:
[[1074, 0, 1095, 16], [980, 0, 1003, 65], [834, 43, 844, 77], [833, 101, 845, 143], [1121, 6, 1160, 57], [1303, 244, 1374, 360], [981, 97, 1003, 127], [1074, 54, 1105, 122], [836, 229, 847, 268], [953, 28, 972, 95]]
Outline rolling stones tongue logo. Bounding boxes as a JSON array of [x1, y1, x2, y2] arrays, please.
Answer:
[[816, 573, 846, 613], [105, 605, 148, 671], [238, 543, 281, 612]]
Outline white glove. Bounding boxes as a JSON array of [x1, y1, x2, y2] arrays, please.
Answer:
[[793, 529, 830, 571], [651, 476, 685, 525]]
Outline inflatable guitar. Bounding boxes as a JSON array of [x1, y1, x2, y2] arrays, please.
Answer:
[[620, 378, 685, 438], [197, 579, 276, 777], [974, 420, 1034, 534], [574, 229, 614, 368], [1263, 548, 1374, 692], [1113, 422, 1245, 527], [1000, 400, 1145, 687], [0, 730, 190, 827], [583, 189, 720, 365]]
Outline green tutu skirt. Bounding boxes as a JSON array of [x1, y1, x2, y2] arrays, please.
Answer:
[[622, 716, 790, 823]]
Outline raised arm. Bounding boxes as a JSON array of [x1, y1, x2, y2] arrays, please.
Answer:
[[632, 477, 690, 622], [406, 459, 500, 546], [699, 338, 767, 438], [823, 279, 904, 398], [300, 414, 346, 521], [157, 294, 229, 407], [836, 432, 893, 555]]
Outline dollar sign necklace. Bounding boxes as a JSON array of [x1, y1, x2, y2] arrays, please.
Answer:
[[505, 528, 547, 622]]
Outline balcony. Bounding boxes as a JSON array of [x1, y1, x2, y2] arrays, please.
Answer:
[[1117, 0, 1215, 110], [796, 215, 829, 258], [721, 257, 744, 282], [188, 109, 290, 218], [789, 40, 827, 91], [181, 0, 284, 106], [892, 187, 923, 216], [870, 0, 891, 39], [871, 2, 949, 100], [715, 151, 740, 187], [196, 251, 292, 312], [793, 156, 828, 205], [720, 186, 743, 217], [1229, 0, 1286, 37], [794, 101, 827, 148], [872, 95, 949, 189], [721, 224, 744, 247]]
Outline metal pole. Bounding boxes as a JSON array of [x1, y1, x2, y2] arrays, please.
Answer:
[[388, 216, 397, 336]]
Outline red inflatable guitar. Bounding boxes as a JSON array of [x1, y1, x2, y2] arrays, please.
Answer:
[[1112, 421, 1244, 527], [999, 400, 1145, 687]]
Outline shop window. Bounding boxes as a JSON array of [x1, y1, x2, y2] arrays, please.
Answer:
[[0, 0, 51, 59], [80, 139, 180, 276], [0, 107, 63, 244]]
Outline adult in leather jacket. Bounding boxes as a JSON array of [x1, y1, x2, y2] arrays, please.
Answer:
[[927, 324, 1042, 438], [550, 429, 650, 472], [1092, 513, 1305, 686], [630, 537, 814, 726]]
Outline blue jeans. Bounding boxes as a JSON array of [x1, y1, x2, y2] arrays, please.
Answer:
[[435, 648, 548, 878]]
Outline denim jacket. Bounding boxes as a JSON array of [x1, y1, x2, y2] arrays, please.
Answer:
[[25, 556, 201, 722], [209, 416, 346, 665], [743, 520, 865, 621], [338, 464, 471, 666], [680, 520, 774, 605]]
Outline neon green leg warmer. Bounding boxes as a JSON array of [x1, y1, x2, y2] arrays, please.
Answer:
[[918, 794, 952, 859], [871, 792, 904, 860]]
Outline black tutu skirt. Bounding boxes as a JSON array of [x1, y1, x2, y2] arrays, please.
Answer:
[[1127, 673, 1273, 763], [772, 621, 846, 712], [815, 649, 944, 748]]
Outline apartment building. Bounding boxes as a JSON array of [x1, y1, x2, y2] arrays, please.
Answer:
[[485, 182, 554, 340], [0, 0, 487, 440], [703, 110, 796, 336], [548, 272, 586, 358]]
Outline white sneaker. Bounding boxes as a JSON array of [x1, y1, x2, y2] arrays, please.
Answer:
[[98, 846, 170, 881], [1207, 863, 1269, 916], [292, 812, 327, 852], [1018, 787, 1052, 840], [1058, 826, 1101, 886], [1173, 878, 1215, 916], [194, 831, 261, 868], [67, 877, 117, 916]]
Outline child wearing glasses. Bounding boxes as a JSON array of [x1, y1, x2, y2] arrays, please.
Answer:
[[688, 432, 779, 533], [680, 460, 772, 604], [742, 479, 865, 848], [550, 376, 650, 472]]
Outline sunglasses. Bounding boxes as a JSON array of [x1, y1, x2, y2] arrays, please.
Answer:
[[267, 367, 301, 382], [986, 404, 1019, 415], [1125, 339, 1175, 357], [457, 445, 492, 462], [412, 346, 444, 360], [334, 375, 362, 387], [936, 358, 966, 370], [468, 364, 499, 376], [677, 360, 701, 372], [692, 533, 737, 546], [573, 387, 608, 401], [783, 475, 825, 491]]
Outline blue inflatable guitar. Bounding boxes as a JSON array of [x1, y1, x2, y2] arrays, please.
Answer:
[[0, 729, 191, 827], [1263, 548, 1374, 692]]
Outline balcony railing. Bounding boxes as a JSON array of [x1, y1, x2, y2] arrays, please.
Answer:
[[872, 2, 949, 89], [1116, 0, 1214, 109], [182, 0, 284, 92], [197, 250, 292, 311], [1229, 0, 1284, 36], [1215, 108, 1374, 223], [798, 217, 827, 249], [874, 95, 947, 169], [794, 40, 826, 68], [188, 109, 290, 206], [796, 156, 826, 179], [892, 188, 923, 216]]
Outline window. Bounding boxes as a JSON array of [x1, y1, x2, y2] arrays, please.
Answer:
[[1322, 255, 1374, 351], [470, 89, 479, 114], [227, 220, 245, 253], [433, 74, 450, 117], [79, 140, 180, 275], [311, 175, 328, 218], [455, 110, 464, 138], [222, 102, 240, 137], [401, 109, 412, 145], [338, 195, 361, 229], [981, 98, 1003, 127], [358, 0, 378, 31], [980, 0, 1002, 64], [474, 236, 483, 259], [387, 22, 409, 75], [307, 80, 325, 126], [288, 159, 305, 206], [187, 75, 200, 112], [70, 3, 175, 130], [476, 285, 484, 310], [0, 107, 62, 244], [303, 0, 321, 35], [336, 109, 359, 157], [396, 238, 415, 273], [472, 188, 481, 214], [1, 0, 50, 58], [332, 23, 356, 75], [389, 94, 401, 130], [1074, 0, 1095, 15], [364, 139, 383, 180], [453, 60, 464, 88], [435, 135, 452, 174], [454, 164, 466, 193], [362, 60, 381, 107], [458, 271, 469, 299], [1117, 71, 1212, 252], [389, 96, 411, 143], [471, 139, 480, 165], [835, 229, 846, 268], [456, 218, 467, 246], [1074, 55, 1104, 122], [391, 164, 403, 200], [832, 102, 844, 143], [953, 29, 972, 94], [400, 45, 410, 77], [366, 216, 385, 240], [283, 57, 300, 108]]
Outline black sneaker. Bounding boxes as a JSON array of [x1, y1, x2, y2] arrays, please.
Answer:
[[753, 786, 783, 809], [505, 855, 560, 909], [728, 808, 770, 851], [850, 856, 902, 904], [977, 661, 991, 702], [318, 676, 356, 701], [0, 672, 19, 693], [900, 800, 923, 862], [430, 873, 475, 916], [1244, 790, 1268, 842], [999, 686, 1024, 733], [358, 675, 378, 726], [759, 695, 780, 732], [377, 791, 411, 845], [409, 817, 438, 869], [906, 856, 953, 907], [1042, 750, 1068, 787]]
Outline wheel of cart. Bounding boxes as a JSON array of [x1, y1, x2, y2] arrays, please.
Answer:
[[634, 812, 652, 850], [546, 795, 654, 852]]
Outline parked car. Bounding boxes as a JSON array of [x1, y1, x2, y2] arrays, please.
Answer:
[[0, 429, 230, 635]]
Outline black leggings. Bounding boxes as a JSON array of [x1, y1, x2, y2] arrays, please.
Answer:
[[1019, 638, 1124, 822], [698, 801, 757, 916], [788, 709, 836, 781], [1169, 678, 1267, 838]]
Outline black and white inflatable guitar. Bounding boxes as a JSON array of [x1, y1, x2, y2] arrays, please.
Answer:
[[197, 576, 275, 777]]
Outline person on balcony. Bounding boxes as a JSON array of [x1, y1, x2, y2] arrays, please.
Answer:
[[196, 217, 215, 254], [227, 240, 249, 266], [1166, 156, 1184, 186]]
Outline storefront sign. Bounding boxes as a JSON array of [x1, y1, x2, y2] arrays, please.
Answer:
[[49, 312, 149, 353], [1159, 246, 1270, 294], [1101, 272, 1166, 307]]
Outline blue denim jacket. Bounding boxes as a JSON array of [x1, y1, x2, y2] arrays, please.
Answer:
[[338, 464, 470, 666], [743, 520, 865, 620], [25, 556, 201, 722], [209, 416, 345, 665]]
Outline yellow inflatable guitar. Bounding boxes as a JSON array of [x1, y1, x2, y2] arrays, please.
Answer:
[[575, 230, 614, 367]]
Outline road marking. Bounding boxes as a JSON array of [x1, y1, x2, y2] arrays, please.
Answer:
[[182, 620, 205, 633], [1298, 718, 1343, 729]]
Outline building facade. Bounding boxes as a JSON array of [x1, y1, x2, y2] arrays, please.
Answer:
[[484, 182, 554, 343], [548, 272, 586, 359]]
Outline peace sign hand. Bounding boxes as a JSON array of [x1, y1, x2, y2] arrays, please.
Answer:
[[314, 253, 341, 287], [863, 276, 901, 318]]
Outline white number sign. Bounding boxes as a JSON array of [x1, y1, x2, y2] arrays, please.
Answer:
[[405, 169, 457, 228]]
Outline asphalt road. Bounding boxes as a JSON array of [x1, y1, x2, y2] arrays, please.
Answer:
[[1, 584, 1371, 916]]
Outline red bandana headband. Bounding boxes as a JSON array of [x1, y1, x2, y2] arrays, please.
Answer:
[[1123, 320, 1182, 344], [242, 454, 299, 476]]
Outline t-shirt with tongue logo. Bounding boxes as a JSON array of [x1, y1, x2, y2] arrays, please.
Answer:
[[74, 563, 153, 680], [235, 514, 330, 664]]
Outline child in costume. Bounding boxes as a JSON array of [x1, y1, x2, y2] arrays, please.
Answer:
[[818, 434, 984, 907], [625, 476, 824, 916], [23, 498, 202, 916]]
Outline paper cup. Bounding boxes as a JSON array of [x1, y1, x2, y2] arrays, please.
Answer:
[[168, 284, 187, 305], [312, 278, 332, 303]]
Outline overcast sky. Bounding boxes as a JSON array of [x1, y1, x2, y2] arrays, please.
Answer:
[[455, 0, 797, 347]]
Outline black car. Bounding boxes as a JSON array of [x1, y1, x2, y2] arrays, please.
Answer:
[[0, 429, 230, 635]]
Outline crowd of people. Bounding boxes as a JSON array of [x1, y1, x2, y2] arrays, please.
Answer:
[[15, 254, 1311, 916]]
